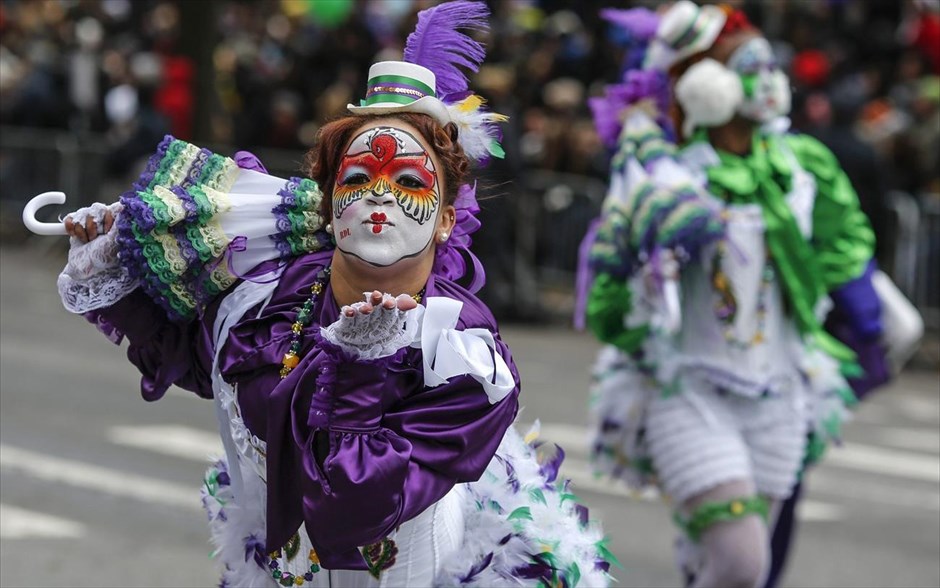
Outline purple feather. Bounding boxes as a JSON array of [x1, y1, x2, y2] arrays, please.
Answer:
[[403, 1, 489, 99], [600, 8, 660, 42], [459, 552, 494, 583], [539, 443, 566, 485], [244, 533, 266, 568]]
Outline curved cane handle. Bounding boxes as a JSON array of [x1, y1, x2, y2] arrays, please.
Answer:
[[22, 191, 69, 235]]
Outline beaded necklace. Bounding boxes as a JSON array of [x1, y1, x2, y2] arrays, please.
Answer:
[[711, 241, 774, 350], [279, 266, 426, 378]]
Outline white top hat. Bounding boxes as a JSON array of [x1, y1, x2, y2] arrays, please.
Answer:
[[347, 61, 452, 126], [644, 1, 727, 71]]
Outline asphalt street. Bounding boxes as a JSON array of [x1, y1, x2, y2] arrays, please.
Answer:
[[1, 243, 938, 588]]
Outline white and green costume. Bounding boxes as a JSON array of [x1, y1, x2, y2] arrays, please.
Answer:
[[585, 111, 873, 505]]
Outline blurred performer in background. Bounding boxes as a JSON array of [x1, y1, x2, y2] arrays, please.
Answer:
[[576, 2, 918, 587], [38, 2, 614, 586]]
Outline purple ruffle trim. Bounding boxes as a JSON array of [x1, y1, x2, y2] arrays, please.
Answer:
[[600, 7, 659, 44], [115, 135, 187, 322], [433, 182, 486, 293]]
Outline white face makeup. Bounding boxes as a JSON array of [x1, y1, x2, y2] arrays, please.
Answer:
[[728, 37, 792, 122], [332, 125, 441, 267]]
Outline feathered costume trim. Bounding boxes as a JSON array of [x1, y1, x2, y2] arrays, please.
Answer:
[[115, 136, 328, 322], [403, 0, 506, 163], [202, 424, 617, 587]]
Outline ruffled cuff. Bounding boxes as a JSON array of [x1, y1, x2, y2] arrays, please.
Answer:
[[829, 260, 882, 341], [307, 333, 401, 431]]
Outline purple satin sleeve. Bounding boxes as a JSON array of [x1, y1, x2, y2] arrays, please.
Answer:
[[219, 255, 521, 569], [828, 259, 882, 341], [294, 336, 519, 568], [82, 289, 215, 401]]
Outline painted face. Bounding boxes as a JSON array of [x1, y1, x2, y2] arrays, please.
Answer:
[[332, 125, 440, 267], [727, 37, 791, 122]]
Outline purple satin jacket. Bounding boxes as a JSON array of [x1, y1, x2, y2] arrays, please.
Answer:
[[88, 249, 521, 569]]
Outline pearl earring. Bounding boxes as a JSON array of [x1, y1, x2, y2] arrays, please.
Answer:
[[440, 232, 449, 242], [325, 223, 333, 234]]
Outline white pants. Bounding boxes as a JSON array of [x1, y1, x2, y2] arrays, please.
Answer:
[[645, 378, 808, 503]]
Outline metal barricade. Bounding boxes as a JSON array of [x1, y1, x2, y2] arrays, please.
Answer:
[[515, 170, 606, 317], [915, 194, 940, 333], [884, 191, 921, 297], [0, 126, 109, 240]]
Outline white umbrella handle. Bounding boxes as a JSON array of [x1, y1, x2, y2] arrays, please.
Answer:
[[22, 191, 69, 236]]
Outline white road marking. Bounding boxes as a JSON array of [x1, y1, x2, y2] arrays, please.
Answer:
[[825, 443, 940, 483], [795, 499, 845, 522], [529, 422, 940, 512], [873, 427, 940, 454], [108, 425, 223, 462], [532, 422, 940, 482], [0, 444, 201, 512], [558, 457, 844, 521], [0, 503, 86, 539], [809, 470, 940, 512]]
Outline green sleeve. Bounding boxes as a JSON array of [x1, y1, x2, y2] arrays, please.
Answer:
[[586, 273, 650, 354], [786, 134, 875, 290]]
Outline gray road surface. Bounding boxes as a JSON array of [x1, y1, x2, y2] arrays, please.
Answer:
[[1, 244, 938, 588]]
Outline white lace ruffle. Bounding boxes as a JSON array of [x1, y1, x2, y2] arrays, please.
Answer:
[[320, 294, 421, 361], [57, 202, 139, 313], [217, 379, 268, 482]]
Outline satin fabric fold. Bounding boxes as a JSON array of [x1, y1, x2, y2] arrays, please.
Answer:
[[87, 248, 521, 570]]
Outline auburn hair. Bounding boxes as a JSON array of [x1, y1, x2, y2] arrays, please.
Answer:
[[304, 113, 470, 221]]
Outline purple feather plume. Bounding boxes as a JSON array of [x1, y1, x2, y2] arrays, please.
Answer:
[[539, 443, 566, 485], [459, 552, 494, 583], [600, 8, 660, 42], [403, 1, 489, 99]]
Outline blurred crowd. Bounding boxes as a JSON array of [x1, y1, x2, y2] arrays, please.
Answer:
[[2, 0, 937, 191], [1, 0, 938, 312]]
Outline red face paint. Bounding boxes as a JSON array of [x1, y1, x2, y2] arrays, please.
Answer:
[[333, 128, 439, 224]]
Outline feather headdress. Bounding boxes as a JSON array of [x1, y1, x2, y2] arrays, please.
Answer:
[[403, 0, 489, 99], [348, 0, 506, 163]]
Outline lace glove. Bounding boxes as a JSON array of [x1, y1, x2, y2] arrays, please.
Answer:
[[57, 202, 139, 313], [320, 292, 422, 361]]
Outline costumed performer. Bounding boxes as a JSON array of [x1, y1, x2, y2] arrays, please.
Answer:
[[575, 2, 899, 587], [30, 2, 616, 587]]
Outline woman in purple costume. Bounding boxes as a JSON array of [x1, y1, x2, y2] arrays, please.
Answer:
[[48, 3, 613, 587]]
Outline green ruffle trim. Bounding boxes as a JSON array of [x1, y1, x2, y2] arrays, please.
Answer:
[[282, 178, 325, 256]]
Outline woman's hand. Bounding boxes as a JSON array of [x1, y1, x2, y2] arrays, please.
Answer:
[[64, 203, 115, 244], [341, 290, 417, 317], [322, 290, 421, 360], [60, 203, 124, 279]]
